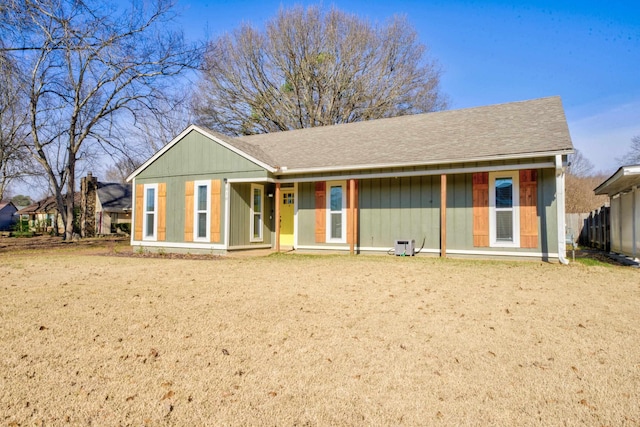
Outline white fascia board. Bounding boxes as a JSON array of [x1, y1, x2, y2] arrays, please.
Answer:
[[126, 125, 276, 182], [275, 150, 572, 176], [623, 165, 640, 174], [129, 182, 137, 246]]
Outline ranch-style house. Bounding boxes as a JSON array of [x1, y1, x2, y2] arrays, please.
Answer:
[[127, 96, 574, 261]]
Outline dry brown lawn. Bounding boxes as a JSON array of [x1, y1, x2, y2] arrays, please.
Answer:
[[1, 242, 639, 426]]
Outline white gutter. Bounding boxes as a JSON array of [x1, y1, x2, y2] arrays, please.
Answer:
[[555, 154, 569, 265]]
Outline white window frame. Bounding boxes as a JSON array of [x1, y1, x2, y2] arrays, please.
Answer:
[[250, 184, 264, 242], [489, 171, 520, 248], [142, 183, 158, 241], [193, 180, 211, 242], [326, 180, 346, 243]]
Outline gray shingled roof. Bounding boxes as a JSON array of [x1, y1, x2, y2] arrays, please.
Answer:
[[233, 96, 573, 172], [97, 182, 132, 212]]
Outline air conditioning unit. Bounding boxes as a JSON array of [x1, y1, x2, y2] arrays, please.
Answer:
[[394, 239, 415, 256]]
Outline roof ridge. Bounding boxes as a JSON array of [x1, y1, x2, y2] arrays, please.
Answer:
[[236, 96, 563, 142]]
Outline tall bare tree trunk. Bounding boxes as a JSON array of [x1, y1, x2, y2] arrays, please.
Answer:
[[64, 160, 75, 240], [1, 0, 201, 234]]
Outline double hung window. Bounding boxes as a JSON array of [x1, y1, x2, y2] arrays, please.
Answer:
[[250, 184, 263, 242], [326, 181, 346, 243], [194, 180, 210, 241], [143, 184, 158, 240], [489, 172, 520, 247]]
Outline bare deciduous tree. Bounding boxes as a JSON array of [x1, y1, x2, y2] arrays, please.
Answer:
[[564, 149, 608, 213], [194, 5, 448, 135], [0, 51, 35, 200], [1, 0, 201, 239], [565, 173, 609, 213], [104, 157, 143, 184], [617, 135, 640, 166], [567, 149, 595, 178], [101, 86, 194, 183]]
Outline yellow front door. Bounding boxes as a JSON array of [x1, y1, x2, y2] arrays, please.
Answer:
[[279, 190, 295, 246]]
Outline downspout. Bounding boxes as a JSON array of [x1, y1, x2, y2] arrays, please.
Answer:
[[555, 155, 569, 265]]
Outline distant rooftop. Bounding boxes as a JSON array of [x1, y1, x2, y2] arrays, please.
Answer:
[[97, 182, 132, 212]]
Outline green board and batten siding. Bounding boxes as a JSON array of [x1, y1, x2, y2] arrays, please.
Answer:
[[444, 169, 558, 254], [296, 176, 441, 249], [135, 130, 269, 181], [135, 130, 272, 245], [296, 169, 559, 254], [228, 183, 274, 247]]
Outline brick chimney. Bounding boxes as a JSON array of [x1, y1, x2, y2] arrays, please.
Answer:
[[80, 172, 98, 238]]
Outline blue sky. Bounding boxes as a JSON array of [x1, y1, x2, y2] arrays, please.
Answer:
[[174, 0, 639, 173]]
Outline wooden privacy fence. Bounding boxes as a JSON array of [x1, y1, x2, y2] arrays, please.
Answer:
[[566, 206, 610, 251]]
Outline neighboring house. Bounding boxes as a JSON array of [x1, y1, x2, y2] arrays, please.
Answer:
[[127, 96, 574, 262], [594, 165, 640, 260], [16, 194, 81, 233], [15, 175, 132, 237], [79, 173, 132, 236], [0, 201, 18, 231]]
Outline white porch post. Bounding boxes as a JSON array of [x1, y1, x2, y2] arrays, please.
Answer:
[[224, 179, 230, 250], [555, 155, 569, 264]]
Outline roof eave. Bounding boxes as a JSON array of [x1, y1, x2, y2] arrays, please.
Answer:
[[594, 165, 640, 195], [274, 149, 574, 176]]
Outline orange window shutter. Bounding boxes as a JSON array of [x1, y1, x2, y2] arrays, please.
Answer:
[[157, 183, 167, 241], [347, 180, 358, 245], [184, 181, 194, 242], [134, 183, 144, 241], [472, 173, 489, 247], [315, 182, 326, 243], [519, 170, 538, 248], [210, 179, 221, 243]]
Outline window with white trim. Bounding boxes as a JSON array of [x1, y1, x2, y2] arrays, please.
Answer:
[[489, 171, 520, 247], [143, 184, 158, 240], [250, 184, 263, 242], [194, 180, 210, 241], [326, 181, 346, 243]]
